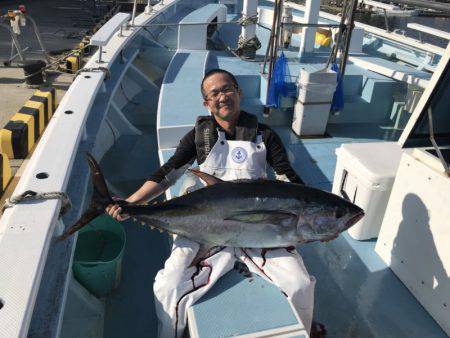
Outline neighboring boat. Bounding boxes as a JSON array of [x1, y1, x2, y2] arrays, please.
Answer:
[[0, 0, 448, 337], [358, 0, 420, 17]]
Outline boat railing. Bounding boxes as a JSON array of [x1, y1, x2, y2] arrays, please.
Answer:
[[0, 1, 181, 336], [358, 0, 401, 11], [407, 23, 450, 42], [90, 12, 131, 63], [281, 0, 445, 58]]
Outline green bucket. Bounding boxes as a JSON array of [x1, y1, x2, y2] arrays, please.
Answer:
[[73, 215, 126, 297]]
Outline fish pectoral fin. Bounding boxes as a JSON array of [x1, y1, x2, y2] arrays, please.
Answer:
[[224, 210, 298, 225], [188, 244, 225, 267], [188, 169, 223, 186]]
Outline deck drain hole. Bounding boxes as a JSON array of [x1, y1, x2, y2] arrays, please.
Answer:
[[36, 172, 49, 179], [65, 110, 74, 115], [0, 299, 4, 310], [84, 75, 91, 79]]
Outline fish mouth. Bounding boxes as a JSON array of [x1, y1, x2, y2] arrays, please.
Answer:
[[346, 211, 365, 228]]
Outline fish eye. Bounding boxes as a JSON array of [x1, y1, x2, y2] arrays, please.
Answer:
[[335, 208, 346, 219]]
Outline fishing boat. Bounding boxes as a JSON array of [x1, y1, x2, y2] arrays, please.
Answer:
[[0, 0, 448, 337], [358, 0, 419, 17]]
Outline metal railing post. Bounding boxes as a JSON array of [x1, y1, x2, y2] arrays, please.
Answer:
[[26, 14, 51, 63], [0, 22, 25, 61], [131, 0, 138, 26], [98, 46, 103, 63]]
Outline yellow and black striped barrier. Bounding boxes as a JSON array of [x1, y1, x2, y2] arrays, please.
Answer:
[[66, 54, 80, 73], [0, 116, 32, 159], [40, 87, 57, 112], [0, 87, 56, 159], [66, 42, 86, 73], [0, 153, 12, 193], [33, 87, 56, 122]]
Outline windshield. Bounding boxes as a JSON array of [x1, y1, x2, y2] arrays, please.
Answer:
[[403, 59, 450, 147]]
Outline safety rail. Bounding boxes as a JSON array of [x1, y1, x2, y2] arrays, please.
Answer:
[[280, 0, 445, 57], [0, 1, 179, 337], [90, 12, 131, 63], [358, 0, 400, 11], [0, 22, 25, 61], [1, 9, 51, 63], [407, 23, 450, 41]]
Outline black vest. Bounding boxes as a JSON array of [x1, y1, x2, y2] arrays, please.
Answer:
[[194, 112, 259, 165]]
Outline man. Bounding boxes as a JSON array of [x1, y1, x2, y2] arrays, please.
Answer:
[[107, 69, 315, 337]]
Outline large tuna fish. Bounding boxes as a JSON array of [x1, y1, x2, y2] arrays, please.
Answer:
[[61, 154, 364, 258]]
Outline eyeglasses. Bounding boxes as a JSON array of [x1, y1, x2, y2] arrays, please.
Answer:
[[204, 84, 238, 101]]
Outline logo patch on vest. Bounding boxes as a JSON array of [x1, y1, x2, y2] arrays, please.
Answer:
[[231, 147, 247, 163]]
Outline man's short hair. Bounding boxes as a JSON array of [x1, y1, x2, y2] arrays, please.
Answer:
[[201, 68, 239, 99]]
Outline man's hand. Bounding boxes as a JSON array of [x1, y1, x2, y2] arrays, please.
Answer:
[[106, 197, 130, 222], [105, 180, 164, 221]]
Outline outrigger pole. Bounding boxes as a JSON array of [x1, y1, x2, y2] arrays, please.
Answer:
[[338, 0, 359, 80]]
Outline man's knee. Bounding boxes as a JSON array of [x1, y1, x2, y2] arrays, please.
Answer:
[[154, 264, 197, 295], [164, 236, 199, 269]]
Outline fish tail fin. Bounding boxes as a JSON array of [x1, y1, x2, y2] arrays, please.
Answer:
[[59, 205, 104, 240], [59, 153, 114, 240], [86, 152, 114, 204]]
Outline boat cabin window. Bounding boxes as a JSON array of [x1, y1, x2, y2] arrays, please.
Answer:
[[404, 61, 450, 148]]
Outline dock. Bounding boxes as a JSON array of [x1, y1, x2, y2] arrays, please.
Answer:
[[0, 0, 121, 205]]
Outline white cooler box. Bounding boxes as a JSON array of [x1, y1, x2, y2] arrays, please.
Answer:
[[298, 82, 337, 103], [298, 68, 337, 104], [299, 68, 337, 84], [292, 68, 337, 136], [292, 102, 331, 136], [332, 142, 402, 240]]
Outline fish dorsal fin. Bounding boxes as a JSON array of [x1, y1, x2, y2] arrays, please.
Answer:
[[224, 210, 298, 226], [188, 169, 223, 186]]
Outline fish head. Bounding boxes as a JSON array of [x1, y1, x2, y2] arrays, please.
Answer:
[[297, 194, 364, 243]]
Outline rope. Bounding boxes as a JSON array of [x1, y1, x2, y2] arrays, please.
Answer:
[[75, 66, 110, 80], [214, 31, 261, 62], [256, 22, 272, 31], [2, 190, 72, 216], [237, 14, 258, 27], [23, 43, 92, 80], [235, 36, 261, 57]]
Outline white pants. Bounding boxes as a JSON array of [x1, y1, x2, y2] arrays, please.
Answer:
[[153, 236, 316, 338]]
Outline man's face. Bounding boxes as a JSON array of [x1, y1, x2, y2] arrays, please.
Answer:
[[202, 73, 241, 122]]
